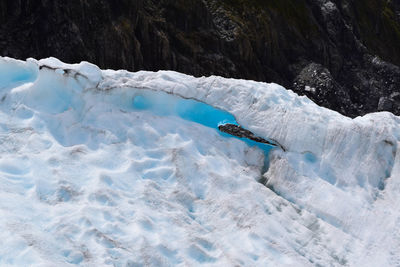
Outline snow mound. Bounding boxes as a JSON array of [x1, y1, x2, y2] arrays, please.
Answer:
[[0, 56, 400, 266]]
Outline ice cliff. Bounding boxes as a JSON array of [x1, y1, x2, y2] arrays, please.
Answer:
[[0, 56, 400, 266]]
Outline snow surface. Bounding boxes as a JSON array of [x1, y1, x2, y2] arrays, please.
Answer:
[[0, 56, 400, 266]]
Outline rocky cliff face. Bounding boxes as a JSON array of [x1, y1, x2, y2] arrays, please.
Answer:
[[1, 0, 399, 117]]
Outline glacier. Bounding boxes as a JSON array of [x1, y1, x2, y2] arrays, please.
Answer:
[[0, 56, 400, 266]]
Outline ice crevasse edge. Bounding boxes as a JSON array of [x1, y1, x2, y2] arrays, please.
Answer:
[[1, 56, 400, 266]]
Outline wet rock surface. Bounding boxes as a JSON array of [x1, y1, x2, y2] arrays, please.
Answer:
[[218, 123, 285, 151], [0, 0, 399, 117]]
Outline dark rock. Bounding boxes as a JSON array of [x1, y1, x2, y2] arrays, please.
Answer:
[[378, 97, 394, 111], [0, 0, 399, 117], [218, 123, 286, 151], [293, 63, 356, 115]]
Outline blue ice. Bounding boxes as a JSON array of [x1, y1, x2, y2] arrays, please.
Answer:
[[132, 91, 237, 127], [0, 60, 37, 89], [132, 90, 274, 160]]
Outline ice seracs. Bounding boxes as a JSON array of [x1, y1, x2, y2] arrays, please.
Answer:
[[0, 56, 400, 266]]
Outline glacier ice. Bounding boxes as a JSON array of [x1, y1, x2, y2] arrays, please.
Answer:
[[0, 56, 400, 266]]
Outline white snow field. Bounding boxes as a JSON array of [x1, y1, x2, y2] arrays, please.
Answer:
[[0, 56, 399, 266]]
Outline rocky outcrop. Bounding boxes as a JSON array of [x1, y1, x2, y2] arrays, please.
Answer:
[[218, 123, 285, 151], [0, 0, 399, 117]]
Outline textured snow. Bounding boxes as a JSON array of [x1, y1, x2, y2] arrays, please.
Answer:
[[0, 56, 400, 266]]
